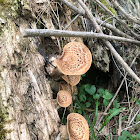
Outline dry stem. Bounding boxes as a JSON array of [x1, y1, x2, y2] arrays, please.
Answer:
[[77, 0, 140, 84], [23, 29, 140, 45]]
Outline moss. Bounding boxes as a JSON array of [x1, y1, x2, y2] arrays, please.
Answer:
[[0, 107, 8, 140], [99, 0, 117, 16], [0, 0, 20, 19]]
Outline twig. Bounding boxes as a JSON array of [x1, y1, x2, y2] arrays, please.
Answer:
[[78, 0, 101, 33], [63, 14, 80, 30], [96, 18, 132, 39], [97, 53, 139, 126], [118, 113, 122, 136], [128, 109, 140, 126], [94, 0, 140, 39], [77, 0, 140, 84], [60, 0, 133, 39], [94, 0, 114, 16], [113, 0, 140, 25], [59, 0, 85, 16], [122, 121, 140, 131], [23, 29, 140, 45]]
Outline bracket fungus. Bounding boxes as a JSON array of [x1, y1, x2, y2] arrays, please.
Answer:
[[57, 90, 72, 108], [67, 113, 89, 140], [62, 75, 81, 86], [54, 42, 92, 75]]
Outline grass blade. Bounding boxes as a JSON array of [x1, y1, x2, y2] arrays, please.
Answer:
[[94, 100, 98, 126], [98, 107, 125, 133]]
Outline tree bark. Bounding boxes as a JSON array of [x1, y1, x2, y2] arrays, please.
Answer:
[[0, 1, 60, 140]]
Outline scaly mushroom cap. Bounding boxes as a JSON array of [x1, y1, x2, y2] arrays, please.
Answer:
[[62, 75, 81, 86], [54, 42, 92, 75], [57, 90, 72, 108], [67, 113, 89, 140]]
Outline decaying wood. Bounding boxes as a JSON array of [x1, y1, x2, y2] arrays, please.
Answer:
[[0, 1, 61, 140]]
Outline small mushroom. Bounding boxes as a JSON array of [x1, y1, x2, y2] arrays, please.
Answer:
[[54, 42, 92, 75], [59, 81, 72, 93], [67, 113, 89, 140], [57, 90, 72, 108], [62, 75, 81, 86], [59, 81, 78, 96]]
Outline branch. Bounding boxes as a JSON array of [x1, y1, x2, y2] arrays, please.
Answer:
[[96, 18, 132, 39], [94, 0, 140, 39], [23, 29, 140, 45], [97, 53, 140, 126], [77, 0, 140, 84], [94, 0, 114, 16], [59, 0, 85, 16], [113, 0, 140, 25], [60, 0, 133, 39]]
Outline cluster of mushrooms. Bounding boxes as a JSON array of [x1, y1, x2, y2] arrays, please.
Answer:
[[53, 42, 92, 140]]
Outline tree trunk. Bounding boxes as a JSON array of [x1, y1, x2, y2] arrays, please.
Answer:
[[0, 0, 60, 139]]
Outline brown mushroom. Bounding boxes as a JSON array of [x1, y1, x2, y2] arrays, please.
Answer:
[[59, 81, 72, 93], [59, 81, 78, 96], [62, 75, 81, 86], [54, 42, 92, 75], [67, 113, 89, 140], [57, 90, 72, 108]]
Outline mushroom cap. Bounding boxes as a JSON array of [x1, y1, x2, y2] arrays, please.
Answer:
[[59, 81, 72, 93], [67, 113, 89, 140], [57, 90, 72, 108], [62, 75, 81, 86], [54, 42, 92, 75]]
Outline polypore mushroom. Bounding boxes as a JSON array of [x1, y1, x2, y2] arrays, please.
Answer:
[[59, 81, 78, 96], [59, 81, 72, 93], [57, 90, 72, 108], [54, 42, 92, 75], [67, 113, 89, 140], [62, 75, 81, 86]]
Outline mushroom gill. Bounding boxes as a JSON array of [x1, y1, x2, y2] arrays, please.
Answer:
[[67, 113, 89, 140]]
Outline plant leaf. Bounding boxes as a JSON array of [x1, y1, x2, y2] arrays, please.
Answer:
[[77, 109, 82, 114], [103, 91, 113, 100], [136, 133, 140, 139], [136, 100, 140, 106], [118, 136, 127, 140], [98, 107, 125, 133], [97, 88, 104, 96], [85, 84, 96, 95], [94, 100, 98, 126], [103, 99, 109, 106], [85, 102, 91, 107], [113, 100, 120, 108], [79, 94, 86, 102], [93, 94, 100, 100]]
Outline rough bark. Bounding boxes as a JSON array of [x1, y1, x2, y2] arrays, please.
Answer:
[[0, 0, 60, 140]]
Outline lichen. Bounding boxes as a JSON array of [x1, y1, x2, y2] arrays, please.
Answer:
[[99, 0, 117, 16]]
